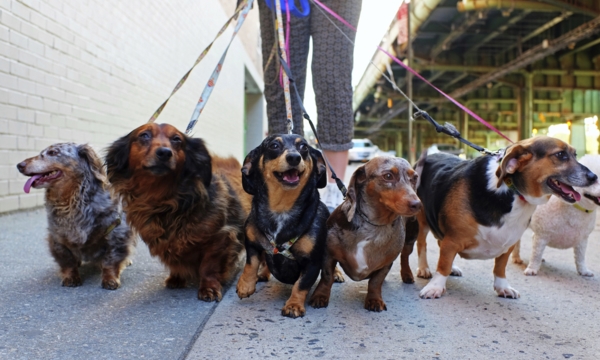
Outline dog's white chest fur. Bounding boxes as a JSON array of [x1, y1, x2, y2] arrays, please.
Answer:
[[354, 240, 370, 275], [461, 161, 539, 259], [464, 200, 535, 259]]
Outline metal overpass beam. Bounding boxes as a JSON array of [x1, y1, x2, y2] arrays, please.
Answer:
[[448, 15, 600, 100], [430, 11, 486, 58], [537, 0, 600, 17], [465, 10, 532, 55]]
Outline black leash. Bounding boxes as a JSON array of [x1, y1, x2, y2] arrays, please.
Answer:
[[413, 110, 499, 156]]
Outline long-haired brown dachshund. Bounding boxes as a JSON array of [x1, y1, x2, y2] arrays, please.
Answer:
[[105, 123, 251, 301]]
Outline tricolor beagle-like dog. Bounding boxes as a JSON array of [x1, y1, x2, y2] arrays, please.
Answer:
[[409, 136, 597, 299]]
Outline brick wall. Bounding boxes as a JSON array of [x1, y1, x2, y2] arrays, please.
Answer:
[[0, 0, 265, 213]]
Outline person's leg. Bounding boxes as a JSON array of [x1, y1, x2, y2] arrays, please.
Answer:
[[311, 0, 362, 209], [258, 1, 311, 135]]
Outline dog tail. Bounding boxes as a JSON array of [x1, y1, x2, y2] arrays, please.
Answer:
[[414, 151, 428, 189]]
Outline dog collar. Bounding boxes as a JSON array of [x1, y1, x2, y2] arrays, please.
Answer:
[[504, 177, 526, 203], [104, 214, 122, 236], [265, 233, 298, 260], [573, 203, 593, 214]]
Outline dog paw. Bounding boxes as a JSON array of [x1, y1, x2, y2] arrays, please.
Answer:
[[578, 268, 594, 277], [494, 286, 520, 299], [401, 270, 415, 284], [523, 267, 538, 276], [101, 278, 120, 290], [494, 277, 520, 298], [364, 298, 387, 312], [257, 273, 270, 282], [236, 279, 256, 299], [333, 267, 345, 283], [309, 294, 330, 309], [198, 287, 222, 302], [165, 275, 187, 288], [512, 256, 523, 265], [419, 284, 445, 299], [125, 259, 133, 267], [281, 303, 305, 318], [416, 267, 432, 279], [62, 275, 83, 287], [450, 265, 463, 277]]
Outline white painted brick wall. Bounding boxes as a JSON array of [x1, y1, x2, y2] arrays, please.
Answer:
[[0, 0, 265, 213]]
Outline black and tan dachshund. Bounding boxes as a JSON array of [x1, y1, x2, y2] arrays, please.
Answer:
[[236, 134, 329, 318]]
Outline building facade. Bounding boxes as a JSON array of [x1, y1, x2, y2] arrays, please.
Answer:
[[0, 0, 266, 213]]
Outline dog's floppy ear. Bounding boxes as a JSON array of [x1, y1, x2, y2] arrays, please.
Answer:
[[340, 165, 366, 222], [78, 144, 108, 187], [496, 144, 533, 188], [241, 148, 260, 195], [105, 133, 132, 183], [310, 147, 327, 189], [184, 137, 212, 189]]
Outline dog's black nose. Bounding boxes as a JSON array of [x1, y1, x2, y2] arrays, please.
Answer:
[[286, 152, 301, 166], [408, 199, 422, 212], [587, 171, 598, 183], [16, 162, 26, 173], [155, 147, 173, 162]]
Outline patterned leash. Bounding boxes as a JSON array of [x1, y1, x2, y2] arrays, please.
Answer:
[[184, 0, 255, 135], [273, 0, 294, 134], [148, 0, 251, 124], [310, 0, 513, 154]]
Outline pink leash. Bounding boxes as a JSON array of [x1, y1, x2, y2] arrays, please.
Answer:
[[311, 0, 514, 144]]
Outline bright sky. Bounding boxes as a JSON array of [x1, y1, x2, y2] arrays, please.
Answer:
[[303, 1, 403, 125]]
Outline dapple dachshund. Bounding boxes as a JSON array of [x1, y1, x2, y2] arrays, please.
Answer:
[[17, 143, 135, 289], [309, 156, 422, 311]]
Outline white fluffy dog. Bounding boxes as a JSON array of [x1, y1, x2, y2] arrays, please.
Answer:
[[512, 154, 600, 276]]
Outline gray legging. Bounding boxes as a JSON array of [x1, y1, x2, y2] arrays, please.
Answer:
[[258, 0, 362, 151]]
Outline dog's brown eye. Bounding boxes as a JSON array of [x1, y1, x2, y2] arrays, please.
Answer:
[[555, 151, 568, 161], [269, 143, 280, 150], [139, 132, 151, 141], [47, 150, 57, 156], [299, 144, 307, 152], [172, 136, 182, 143], [383, 173, 393, 180]]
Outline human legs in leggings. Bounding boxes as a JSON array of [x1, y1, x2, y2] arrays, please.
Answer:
[[311, 0, 361, 152], [258, 0, 362, 208]]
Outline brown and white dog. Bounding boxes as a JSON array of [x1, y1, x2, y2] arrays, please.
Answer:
[[17, 143, 135, 289], [411, 136, 597, 299], [309, 157, 422, 311], [105, 123, 251, 301]]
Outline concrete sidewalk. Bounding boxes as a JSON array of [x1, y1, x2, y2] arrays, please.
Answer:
[[0, 209, 217, 359], [2, 201, 600, 359]]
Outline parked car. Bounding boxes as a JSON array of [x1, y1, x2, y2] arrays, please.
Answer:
[[427, 143, 464, 158], [349, 139, 380, 163]]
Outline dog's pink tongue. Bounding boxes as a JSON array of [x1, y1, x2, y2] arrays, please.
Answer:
[[283, 172, 299, 183], [23, 175, 42, 193], [560, 183, 581, 201]]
